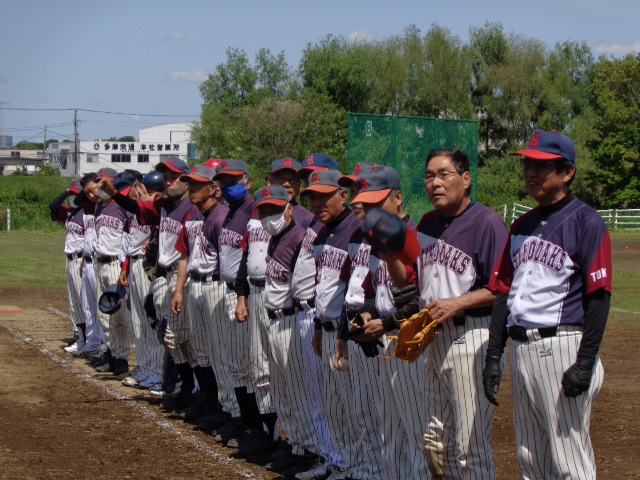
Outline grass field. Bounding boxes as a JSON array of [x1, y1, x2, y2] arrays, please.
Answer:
[[2, 230, 640, 316]]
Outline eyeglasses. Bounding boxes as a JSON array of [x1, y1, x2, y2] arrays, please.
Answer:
[[520, 159, 558, 173], [423, 171, 460, 184]]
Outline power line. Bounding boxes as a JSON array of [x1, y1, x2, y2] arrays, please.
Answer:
[[3, 106, 199, 118]]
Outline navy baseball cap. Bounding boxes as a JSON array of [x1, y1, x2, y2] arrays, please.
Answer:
[[113, 171, 137, 194], [510, 129, 576, 163], [271, 157, 302, 175], [67, 178, 82, 194], [351, 165, 401, 204], [362, 208, 420, 265], [214, 159, 249, 178], [95, 167, 118, 181], [254, 185, 289, 207], [338, 162, 375, 187], [296, 153, 339, 179], [180, 164, 216, 183], [98, 284, 128, 315], [300, 170, 343, 196], [156, 157, 191, 175]]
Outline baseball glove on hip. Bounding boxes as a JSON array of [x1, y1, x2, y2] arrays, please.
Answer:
[[389, 309, 438, 364]]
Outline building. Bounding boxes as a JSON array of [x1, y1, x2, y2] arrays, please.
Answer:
[[0, 149, 47, 175], [49, 123, 194, 177], [0, 135, 12, 149]]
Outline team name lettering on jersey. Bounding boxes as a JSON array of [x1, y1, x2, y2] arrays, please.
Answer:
[[95, 215, 123, 232], [66, 222, 84, 236], [160, 217, 182, 236], [420, 242, 472, 276], [266, 259, 289, 283], [219, 229, 242, 248], [512, 238, 568, 274], [589, 267, 608, 282], [373, 263, 395, 288], [351, 244, 371, 270], [187, 222, 203, 242], [319, 248, 348, 271], [301, 229, 316, 253], [248, 227, 271, 244]]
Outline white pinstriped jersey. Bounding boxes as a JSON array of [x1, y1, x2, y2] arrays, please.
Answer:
[[175, 209, 206, 273], [341, 230, 371, 309], [264, 223, 306, 310], [82, 203, 97, 258], [125, 212, 152, 256], [94, 201, 127, 257], [292, 219, 323, 301], [490, 198, 612, 329], [244, 217, 271, 278], [417, 202, 507, 312], [54, 206, 85, 255], [200, 203, 229, 276], [313, 212, 362, 320], [138, 196, 198, 268], [219, 196, 255, 283]]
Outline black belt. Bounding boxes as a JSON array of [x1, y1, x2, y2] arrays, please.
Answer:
[[509, 325, 558, 342], [83, 256, 93, 263], [321, 321, 336, 332], [66, 253, 82, 260], [190, 272, 220, 282], [295, 298, 315, 310], [267, 307, 297, 320], [155, 266, 168, 278], [249, 277, 266, 287], [96, 255, 118, 264], [130, 254, 145, 259]]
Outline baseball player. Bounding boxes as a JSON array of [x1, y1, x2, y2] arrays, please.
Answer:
[[346, 165, 431, 480], [93, 169, 136, 375], [49, 178, 87, 353], [79, 173, 106, 360], [303, 169, 363, 480], [99, 158, 200, 409], [209, 159, 260, 445], [171, 164, 229, 425], [483, 130, 612, 480], [337, 162, 374, 220], [119, 171, 167, 389], [281, 154, 344, 479]]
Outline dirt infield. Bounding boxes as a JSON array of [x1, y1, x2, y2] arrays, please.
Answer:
[[0, 241, 639, 479]]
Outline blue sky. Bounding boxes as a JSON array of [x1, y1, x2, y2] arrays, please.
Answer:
[[2, 0, 639, 144]]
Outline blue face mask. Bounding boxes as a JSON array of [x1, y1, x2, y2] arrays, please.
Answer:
[[222, 182, 248, 204]]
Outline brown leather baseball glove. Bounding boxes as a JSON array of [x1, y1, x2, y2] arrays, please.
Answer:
[[389, 308, 438, 364]]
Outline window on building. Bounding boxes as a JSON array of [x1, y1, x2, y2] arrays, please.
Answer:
[[86, 154, 98, 163], [159, 154, 173, 163], [111, 154, 132, 163], [137, 154, 149, 163], [10, 151, 20, 158]]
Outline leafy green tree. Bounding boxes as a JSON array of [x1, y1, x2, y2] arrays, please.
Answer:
[[587, 53, 640, 208]]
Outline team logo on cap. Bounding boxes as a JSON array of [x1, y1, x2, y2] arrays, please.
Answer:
[[354, 163, 363, 175], [192, 166, 198, 174], [99, 169, 105, 176], [221, 160, 228, 170], [263, 188, 272, 198], [358, 178, 370, 190], [529, 134, 540, 147], [311, 172, 319, 184], [167, 158, 174, 165], [284, 158, 293, 167], [307, 155, 315, 166]]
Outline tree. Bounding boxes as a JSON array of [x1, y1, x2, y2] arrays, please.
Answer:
[[587, 53, 640, 208]]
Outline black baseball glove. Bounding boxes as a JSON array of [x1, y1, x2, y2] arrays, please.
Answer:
[[562, 359, 594, 397], [345, 313, 383, 358], [483, 357, 502, 406], [143, 292, 158, 330]]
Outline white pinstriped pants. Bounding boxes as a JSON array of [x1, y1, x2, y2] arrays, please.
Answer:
[[298, 309, 344, 468], [65, 257, 84, 330], [81, 261, 103, 349], [128, 258, 164, 378], [269, 312, 320, 455], [94, 259, 131, 359], [511, 329, 603, 480], [247, 284, 273, 415], [380, 334, 431, 480], [223, 288, 252, 393], [423, 316, 496, 480]]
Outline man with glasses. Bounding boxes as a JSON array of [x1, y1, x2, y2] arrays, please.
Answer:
[[483, 130, 611, 479]]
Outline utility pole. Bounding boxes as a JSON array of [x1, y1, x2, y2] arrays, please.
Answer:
[[74, 109, 79, 176], [43, 126, 47, 159], [0, 101, 7, 149]]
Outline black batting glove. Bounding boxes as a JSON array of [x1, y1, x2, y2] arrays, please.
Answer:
[[562, 358, 594, 398], [483, 356, 502, 406]]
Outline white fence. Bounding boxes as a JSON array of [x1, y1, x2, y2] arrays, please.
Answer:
[[493, 203, 640, 229]]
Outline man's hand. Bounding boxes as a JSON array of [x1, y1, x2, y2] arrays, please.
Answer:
[[133, 182, 154, 202], [562, 359, 594, 397], [96, 178, 118, 197], [350, 317, 386, 342], [235, 296, 249, 323], [334, 339, 349, 371], [117, 269, 129, 288], [312, 329, 322, 358], [171, 291, 183, 315], [483, 357, 502, 406], [426, 297, 465, 324]]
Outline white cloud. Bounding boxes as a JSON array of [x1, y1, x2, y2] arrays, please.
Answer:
[[348, 30, 375, 43], [595, 42, 640, 56], [163, 32, 189, 44], [168, 69, 208, 83]]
